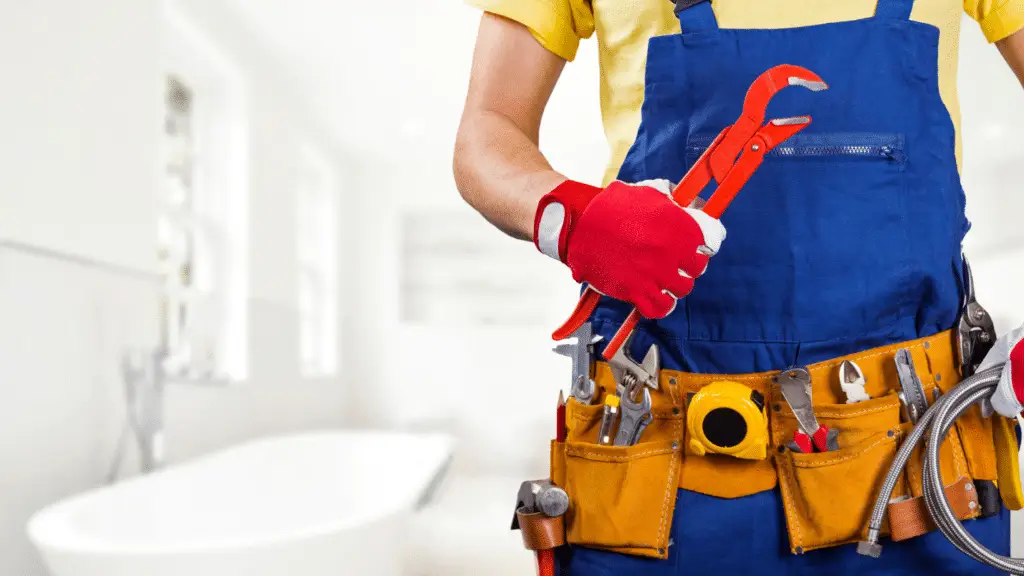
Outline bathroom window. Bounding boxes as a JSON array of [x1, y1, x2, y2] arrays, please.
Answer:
[[295, 146, 338, 377], [159, 75, 203, 375], [160, 10, 248, 380]]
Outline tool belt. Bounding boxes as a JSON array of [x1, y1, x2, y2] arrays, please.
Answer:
[[549, 329, 1024, 559]]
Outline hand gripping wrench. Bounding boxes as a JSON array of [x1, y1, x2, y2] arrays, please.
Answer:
[[551, 64, 829, 360], [955, 256, 997, 378], [552, 322, 603, 405], [776, 366, 838, 453]]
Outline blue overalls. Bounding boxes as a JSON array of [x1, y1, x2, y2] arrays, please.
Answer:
[[559, 0, 1011, 573]]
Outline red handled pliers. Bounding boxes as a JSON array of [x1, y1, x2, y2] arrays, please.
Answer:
[[551, 64, 829, 359]]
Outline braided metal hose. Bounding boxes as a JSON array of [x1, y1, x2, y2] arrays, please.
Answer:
[[858, 365, 1024, 573]]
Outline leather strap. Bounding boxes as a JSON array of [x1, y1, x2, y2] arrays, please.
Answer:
[[887, 477, 979, 542], [516, 509, 566, 551]]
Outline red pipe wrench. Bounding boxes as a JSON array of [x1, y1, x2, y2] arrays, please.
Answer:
[[551, 64, 829, 360]]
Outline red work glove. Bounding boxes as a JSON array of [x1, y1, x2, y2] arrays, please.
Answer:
[[981, 324, 1024, 417], [534, 179, 726, 319]]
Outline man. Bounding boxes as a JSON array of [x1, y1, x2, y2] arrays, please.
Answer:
[[454, 0, 1024, 574]]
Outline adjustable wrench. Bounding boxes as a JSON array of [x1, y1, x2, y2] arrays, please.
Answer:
[[552, 323, 603, 405], [608, 335, 660, 391], [608, 338, 659, 446], [614, 381, 653, 446]]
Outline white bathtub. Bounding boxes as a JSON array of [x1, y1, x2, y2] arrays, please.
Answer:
[[27, 431, 454, 576]]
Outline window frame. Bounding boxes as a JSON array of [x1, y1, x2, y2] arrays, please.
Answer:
[[160, 6, 249, 381]]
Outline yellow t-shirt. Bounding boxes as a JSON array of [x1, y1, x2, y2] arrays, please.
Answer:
[[468, 0, 1024, 184]]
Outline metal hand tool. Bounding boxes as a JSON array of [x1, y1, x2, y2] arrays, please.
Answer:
[[839, 359, 870, 404], [597, 395, 621, 446], [551, 64, 829, 358], [608, 336, 661, 391], [510, 479, 570, 528], [614, 381, 653, 446], [601, 337, 660, 445], [955, 256, 997, 377], [894, 348, 928, 424], [552, 323, 603, 405], [510, 479, 569, 576], [776, 367, 838, 453]]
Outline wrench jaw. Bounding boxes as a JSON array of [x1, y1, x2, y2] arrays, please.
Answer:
[[787, 77, 829, 92], [608, 340, 660, 391], [570, 375, 596, 406], [639, 345, 661, 389], [554, 324, 604, 405], [756, 117, 812, 150], [740, 65, 829, 129], [614, 384, 653, 446]]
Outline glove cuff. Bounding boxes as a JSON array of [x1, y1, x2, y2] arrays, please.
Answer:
[[534, 180, 603, 262], [1011, 341, 1024, 407]]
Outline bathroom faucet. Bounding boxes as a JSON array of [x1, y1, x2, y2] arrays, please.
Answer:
[[110, 347, 231, 481]]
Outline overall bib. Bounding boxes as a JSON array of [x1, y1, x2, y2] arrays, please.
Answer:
[[559, 0, 1011, 573]]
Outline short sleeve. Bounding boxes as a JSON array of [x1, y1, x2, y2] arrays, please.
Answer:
[[965, 0, 1024, 42], [466, 0, 595, 61]]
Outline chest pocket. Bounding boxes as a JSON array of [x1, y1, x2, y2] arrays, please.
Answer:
[[683, 132, 910, 344]]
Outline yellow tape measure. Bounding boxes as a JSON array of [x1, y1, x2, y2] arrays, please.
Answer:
[[686, 381, 769, 460]]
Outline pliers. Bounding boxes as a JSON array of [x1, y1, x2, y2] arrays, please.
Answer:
[[552, 64, 829, 358], [777, 367, 840, 453]]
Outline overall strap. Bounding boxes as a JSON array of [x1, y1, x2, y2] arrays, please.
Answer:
[[673, 0, 719, 32], [874, 0, 915, 21]]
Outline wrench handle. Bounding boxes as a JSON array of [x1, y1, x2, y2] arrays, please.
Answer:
[[602, 311, 640, 360], [599, 165, 736, 359], [551, 286, 603, 341]]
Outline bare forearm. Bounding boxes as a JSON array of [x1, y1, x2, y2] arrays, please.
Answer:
[[454, 110, 565, 240], [997, 27, 1024, 86], [454, 13, 570, 241]]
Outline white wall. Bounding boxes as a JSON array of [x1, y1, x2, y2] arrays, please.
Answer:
[[0, 1, 162, 274], [0, 2, 162, 573], [0, 1, 350, 574]]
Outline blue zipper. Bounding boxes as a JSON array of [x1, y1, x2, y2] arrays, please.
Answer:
[[686, 132, 905, 163]]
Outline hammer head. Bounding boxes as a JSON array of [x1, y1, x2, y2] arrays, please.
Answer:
[[510, 480, 569, 530]]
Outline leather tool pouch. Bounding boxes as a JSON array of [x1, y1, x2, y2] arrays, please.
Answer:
[[772, 393, 904, 554], [516, 509, 566, 551], [885, 375, 982, 541], [551, 396, 684, 559], [899, 376, 976, 493]]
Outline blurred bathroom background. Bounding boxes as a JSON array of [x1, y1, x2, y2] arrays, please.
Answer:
[[1, 1, 1023, 574]]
